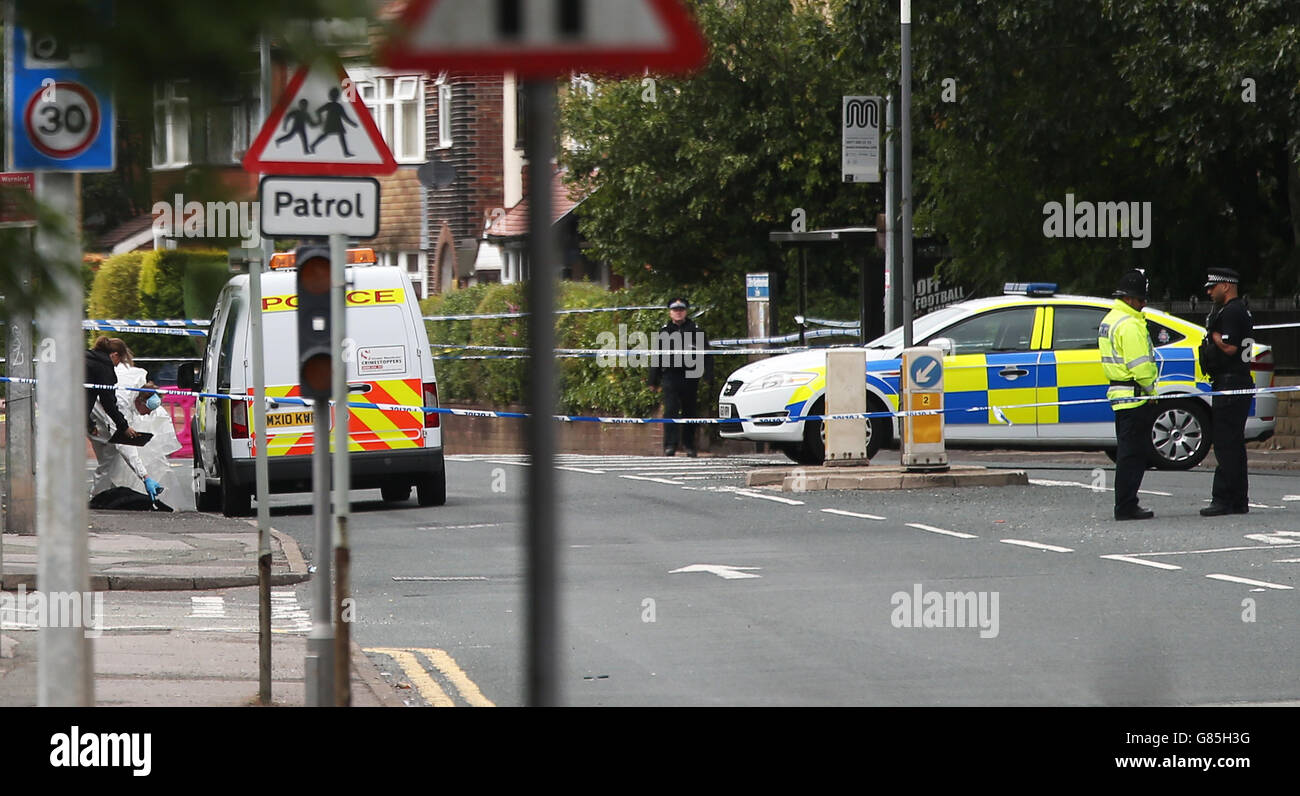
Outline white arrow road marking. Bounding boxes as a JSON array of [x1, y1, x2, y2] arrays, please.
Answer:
[[1100, 554, 1182, 571], [1244, 531, 1300, 545], [669, 564, 762, 580], [1000, 539, 1074, 553], [1205, 574, 1293, 591]]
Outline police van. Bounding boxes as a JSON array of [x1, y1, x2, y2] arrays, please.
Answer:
[[185, 249, 445, 516]]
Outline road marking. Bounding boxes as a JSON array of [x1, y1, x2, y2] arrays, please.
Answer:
[[821, 508, 886, 521], [1205, 574, 1293, 591], [1100, 554, 1182, 571], [1283, 495, 1300, 501], [1000, 539, 1074, 553], [391, 576, 489, 582], [418, 648, 496, 707], [189, 596, 226, 618], [1243, 531, 1300, 545], [1137, 543, 1300, 556], [557, 466, 605, 473], [905, 522, 977, 539], [669, 564, 762, 580], [729, 489, 804, 505], [1027, 478, 1170, 496], [367, 648, 454, 707], [416, 523, 504, 530], [620, 474, 684, 485]]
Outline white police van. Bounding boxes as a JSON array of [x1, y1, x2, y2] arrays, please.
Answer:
[[185, 250, 445, 516]]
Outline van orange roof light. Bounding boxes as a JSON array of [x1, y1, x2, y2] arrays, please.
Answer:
[[346, 248, 377, 265], [268, 252, 297, 270]]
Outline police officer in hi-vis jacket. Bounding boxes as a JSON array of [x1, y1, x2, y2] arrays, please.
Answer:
[[1099, 270, 1159, 521]]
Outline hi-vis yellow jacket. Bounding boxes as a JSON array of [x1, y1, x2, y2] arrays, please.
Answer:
[[1098, 299, 1158, 411]]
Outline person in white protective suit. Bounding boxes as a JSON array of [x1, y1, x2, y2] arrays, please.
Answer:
[[88, 360, 181, 502]]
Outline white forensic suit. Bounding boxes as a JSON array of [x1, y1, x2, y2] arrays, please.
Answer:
[[88, 364, 182, 499]]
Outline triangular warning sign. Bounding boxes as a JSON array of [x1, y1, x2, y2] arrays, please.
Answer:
[[380, 0, 709, 78], [243, 61, 398, 176]]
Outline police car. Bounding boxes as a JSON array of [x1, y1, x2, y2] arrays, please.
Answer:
[[183, 249, 445, 516], [718, 284, 1276, 469]]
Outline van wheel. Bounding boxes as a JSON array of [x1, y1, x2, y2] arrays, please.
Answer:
[[416, 472, 446, 507], [381, 483, 412, 503], [193, 444, 221, 513]]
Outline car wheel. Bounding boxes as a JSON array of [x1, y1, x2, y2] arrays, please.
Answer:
[[416, 471, 446, 507], [788, 397, 889, 466], [1145, 399, 1210, 470], [381, 483, 412, 503]]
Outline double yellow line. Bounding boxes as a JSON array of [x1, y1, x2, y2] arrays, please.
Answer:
[[366, 647, 494, 707]]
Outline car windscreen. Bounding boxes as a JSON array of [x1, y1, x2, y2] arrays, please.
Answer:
[[864, 305, 977, 349]]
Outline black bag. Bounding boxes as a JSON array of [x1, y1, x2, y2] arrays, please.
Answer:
[[89, 486, 174, 512]]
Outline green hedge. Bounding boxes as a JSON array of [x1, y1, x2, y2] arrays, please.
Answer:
[[422, 281, 746, 419], [86, 248, 228, 359]]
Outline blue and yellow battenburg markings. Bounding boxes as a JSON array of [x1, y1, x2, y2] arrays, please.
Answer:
[[779, 303, 1216, 425]]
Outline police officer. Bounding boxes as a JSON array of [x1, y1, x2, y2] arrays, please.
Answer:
[[1199, 267, 1254, 516], [1099, 270, 1159, 520], [649, 297, 712, 456]]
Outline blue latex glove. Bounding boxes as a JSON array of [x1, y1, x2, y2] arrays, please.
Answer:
[[144, 478, 163, 500]]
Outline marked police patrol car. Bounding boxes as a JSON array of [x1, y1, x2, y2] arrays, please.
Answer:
[[719, 284, 1276, 468], [184, 248, 445, 516]]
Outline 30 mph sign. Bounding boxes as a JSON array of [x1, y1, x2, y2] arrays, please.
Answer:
[[24, 82, 100, 159]]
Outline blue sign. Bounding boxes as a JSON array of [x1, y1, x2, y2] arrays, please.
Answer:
[[746, 273, 770, 301], [5, 6, 115, 171], [909, 354, 942, 389]]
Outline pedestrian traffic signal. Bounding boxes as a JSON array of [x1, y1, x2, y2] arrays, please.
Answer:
[[295, 245, 332, 399]]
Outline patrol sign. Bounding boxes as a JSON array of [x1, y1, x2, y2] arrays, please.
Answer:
[[259, 176, 380, 238], [5, 8, 115, 171]]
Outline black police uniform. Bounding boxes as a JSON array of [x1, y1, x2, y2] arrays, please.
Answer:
[[1200, 296, 1253, 512], [649, 318, 712, 454]]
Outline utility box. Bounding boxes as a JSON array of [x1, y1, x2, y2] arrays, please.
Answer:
[[900, 346, 948, 470], [825, 349, 868, 466]]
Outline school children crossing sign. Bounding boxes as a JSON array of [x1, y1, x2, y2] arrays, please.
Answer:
[[243, 61, 397, 176], [381, 0, 709, 77]]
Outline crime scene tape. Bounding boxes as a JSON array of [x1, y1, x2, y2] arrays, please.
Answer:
[[85, 319, 211, 327], [84, 323, 208, 337], [6, 375, 1298, 427], [712, 328, 859, 346], [430, 343, 807, 356]]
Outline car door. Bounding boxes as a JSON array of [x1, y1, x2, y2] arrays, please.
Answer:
[[1037, 304, 1111, 443], [925, 305, 1042, 442]]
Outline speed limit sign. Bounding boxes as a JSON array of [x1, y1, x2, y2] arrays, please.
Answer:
[[5, 5, 115, 172], [23, 82, 100, 159]]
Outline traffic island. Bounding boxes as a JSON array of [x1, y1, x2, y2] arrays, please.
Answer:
[[746, 464, 1028, 492]]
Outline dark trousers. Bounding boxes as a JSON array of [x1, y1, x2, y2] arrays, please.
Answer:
[[661, 376, 699, 451], [1113, 402, 1152, 514], [1210, 390, 1250, 509]]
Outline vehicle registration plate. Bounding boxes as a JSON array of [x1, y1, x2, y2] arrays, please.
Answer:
[[719, 404, 733, 418], [266, 410, 314, 428]]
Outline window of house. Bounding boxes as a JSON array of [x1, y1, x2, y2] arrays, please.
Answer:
[[356, 72, 426, 163], [153, 81, 190, 168], [201, 88, 259, 165]]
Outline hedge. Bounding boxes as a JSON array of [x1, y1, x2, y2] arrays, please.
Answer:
[[422, 281, 747, 419]]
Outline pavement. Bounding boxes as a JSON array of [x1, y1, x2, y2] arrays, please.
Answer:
[[0, 502, 404, 708]]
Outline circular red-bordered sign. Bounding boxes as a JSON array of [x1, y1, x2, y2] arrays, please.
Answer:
[[24, 81, 101, 160]]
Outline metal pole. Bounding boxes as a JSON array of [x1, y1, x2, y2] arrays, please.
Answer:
[[254, 31, 273, 705], [5, 249, 35, 536], [900, 1, 915, 349], [35, 172, 92, 706], [330, 231, 351, 706], [305, 393, 334, 706], [885, 93, 901, 333], [524, 80, 560, 707]]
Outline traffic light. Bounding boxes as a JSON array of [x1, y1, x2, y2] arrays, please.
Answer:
[[295, 244, 332, 400]]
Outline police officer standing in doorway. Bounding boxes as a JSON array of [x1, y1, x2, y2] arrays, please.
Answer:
[[649, 297, 712, 457], [1100, 270, 1159, 521], [1199, 267, 1254, 516]]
